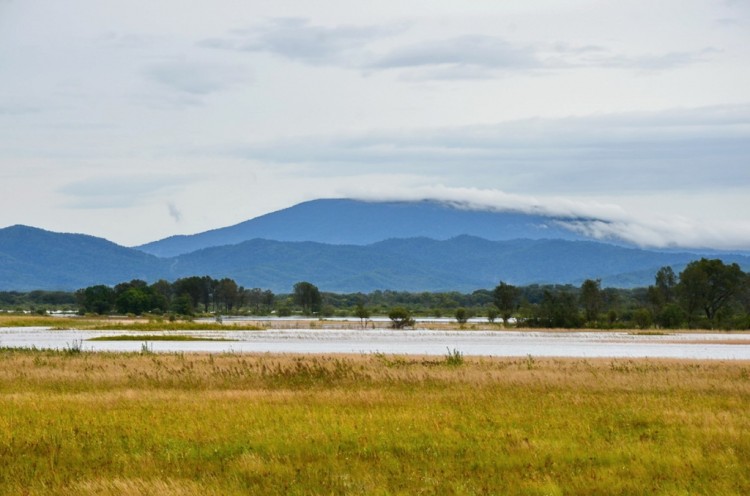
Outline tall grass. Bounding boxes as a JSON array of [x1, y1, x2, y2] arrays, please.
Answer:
[[0, 349, 748, 495]]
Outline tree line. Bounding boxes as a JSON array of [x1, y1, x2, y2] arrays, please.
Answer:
[[75, 276, 274, 316], [7, 258, 750, 330]]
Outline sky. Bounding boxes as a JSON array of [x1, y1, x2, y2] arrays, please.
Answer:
[[1, 0, 749, 249]]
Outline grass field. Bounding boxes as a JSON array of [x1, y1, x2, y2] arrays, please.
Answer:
[[0, 314, 264, 331], [1, 348, 748, 495]]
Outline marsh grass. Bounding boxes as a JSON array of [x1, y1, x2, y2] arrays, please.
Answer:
[[0, 314, 264, 331], [0, 349, 748, 495], [88, 335, 237, 342], [88, 322, 264, 332]]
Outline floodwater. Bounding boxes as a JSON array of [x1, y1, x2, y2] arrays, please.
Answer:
[[2, 326, 750, 359]]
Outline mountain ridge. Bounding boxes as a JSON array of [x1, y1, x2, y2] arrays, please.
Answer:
[[135, 199, 596, 257], [2, 224, 749, 292]]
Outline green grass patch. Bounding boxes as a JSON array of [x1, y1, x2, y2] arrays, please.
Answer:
[[82, 322, 264, 331], [75, 322, 264, 332], [0, 314, 265, 331], [87, 334, 237, 342]]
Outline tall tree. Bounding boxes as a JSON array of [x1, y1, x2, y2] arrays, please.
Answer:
[[76, 285, 115, 315], [538, 290, 582, 328], [678, 258, 744, 328], [579, 279, 602, 323], [493, 282, 519, 325], [293, 281, 322, 314], [214, 278, 239, 312]]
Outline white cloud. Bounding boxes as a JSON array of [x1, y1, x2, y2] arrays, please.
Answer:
[[339, 184, 750, 250]]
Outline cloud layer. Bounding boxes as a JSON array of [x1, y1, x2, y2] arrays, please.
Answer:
[[341, 185, 750, 251], [200, 18, 715, 80], [221, 104, 750, 194]]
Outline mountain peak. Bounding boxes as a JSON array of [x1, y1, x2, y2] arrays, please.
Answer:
[[136, 198, 594, 257]]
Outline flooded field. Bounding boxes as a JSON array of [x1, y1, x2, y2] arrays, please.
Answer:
[[2, 326, 749, 359]]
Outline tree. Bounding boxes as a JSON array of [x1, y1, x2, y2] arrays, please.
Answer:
[[538, 290, 582, 328], [172, 276, 207, 313], [455, 308, 469, 324], [388, 307, 415, 329], [493, 282, 519, 325], [678, 258, 744, 328], [632, 308, 653, 329], [115, 287, 151, 315], [354, 303, 370, 328], [76, 285, 115, 315], [171, 294, 194, 316], [293, 281, 322, 315], [246, 288, 274, 314], [648, 266, 677, 311], [214, 278, 239, 313], [580, 279, 602, 323], [486, 306, 499, 323]]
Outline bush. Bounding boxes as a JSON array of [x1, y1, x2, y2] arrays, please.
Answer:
[[388, 307, 415, 329], [455, 308, 469, 324]]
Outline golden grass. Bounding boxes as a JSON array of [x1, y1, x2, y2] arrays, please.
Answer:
[[1, 349, 749, 495]]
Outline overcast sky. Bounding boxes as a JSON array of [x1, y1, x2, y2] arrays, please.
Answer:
[[1, 0, 749, 249]]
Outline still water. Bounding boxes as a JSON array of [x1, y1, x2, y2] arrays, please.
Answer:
[[2, 327, 750, 359]]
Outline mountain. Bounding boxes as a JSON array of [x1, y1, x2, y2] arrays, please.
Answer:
[[3, 224, 750, 293], [0, 225, 165, 291], [167, 236, 750, 293], [136, 199, 593, 257]]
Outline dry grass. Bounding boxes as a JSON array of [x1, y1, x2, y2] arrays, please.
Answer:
[[1, 349, 749, 495]]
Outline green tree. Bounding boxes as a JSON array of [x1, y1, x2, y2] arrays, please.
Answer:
[[115, 287, 151, 315], [455, 307, 469, 324], [246, 288, 275, 314], [493, 282, 519, 325], [172, 276, 209, 313], [293, 281, 322, 315], [214, 278, 239, 313], [388, 307, 415, 329], [538, 290, 582, 328], [678, 258, 744, 328], [171, 294, 194, 316], [656, 303, 685, 329], [632, 308, 653, 329], [486, 306, 499, 323], [354, 303, 370, 328], [580, 279, 602, 324], [76, 285, 115, 315], [648, 266, 677, 312]]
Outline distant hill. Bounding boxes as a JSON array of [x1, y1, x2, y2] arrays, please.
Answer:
[[3, 224, 749, 293], [0, 225, 164, 291], [136, 199, 593, 257], [168, 236, 750, 293]]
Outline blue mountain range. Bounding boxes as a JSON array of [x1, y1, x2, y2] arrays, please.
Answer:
[[0, 199, 747, 292]]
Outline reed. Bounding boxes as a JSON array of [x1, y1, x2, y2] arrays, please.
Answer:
[[0, 350, 748, 495]]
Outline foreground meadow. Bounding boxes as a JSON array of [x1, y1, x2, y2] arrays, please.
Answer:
[[0, 349, 748, 495]]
